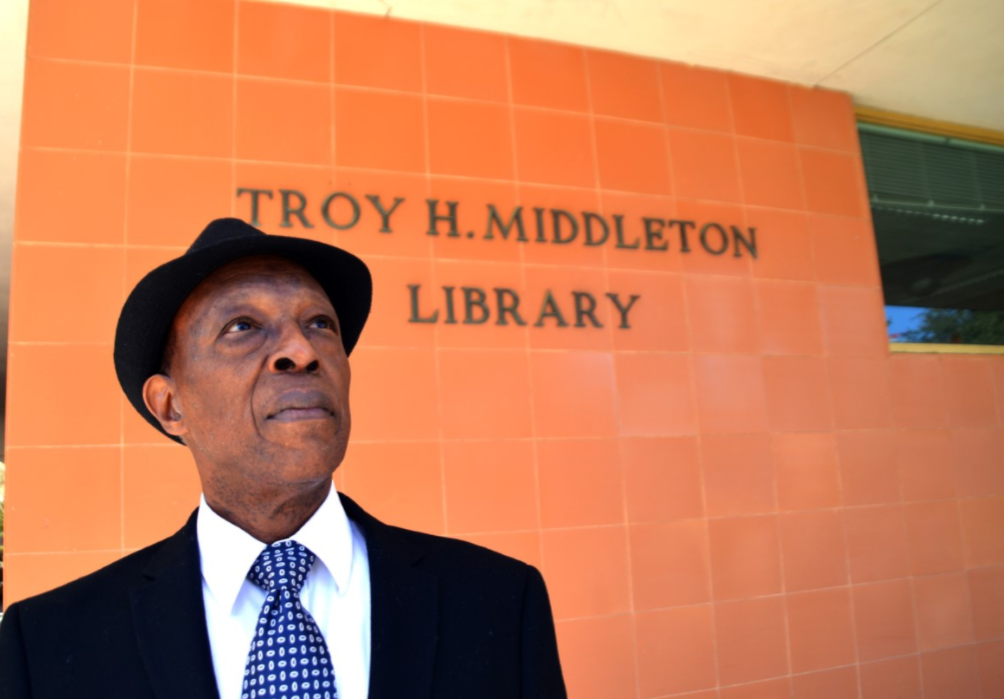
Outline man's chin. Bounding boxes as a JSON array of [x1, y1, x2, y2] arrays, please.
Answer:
[[264, 425, 348, 460], [255, 448, 345, 488]]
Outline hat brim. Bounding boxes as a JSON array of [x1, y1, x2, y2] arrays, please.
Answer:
[[114, 234, 372, 444]]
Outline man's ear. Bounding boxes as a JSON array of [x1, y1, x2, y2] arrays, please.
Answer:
[[142, 374, 188, 438]]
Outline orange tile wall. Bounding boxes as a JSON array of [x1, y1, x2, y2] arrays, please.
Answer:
[[6, 1, 1004, 697]]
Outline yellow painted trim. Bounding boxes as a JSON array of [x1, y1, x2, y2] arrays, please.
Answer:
[[856, 106, 1004, 148], [890, 343, 1004, 356]]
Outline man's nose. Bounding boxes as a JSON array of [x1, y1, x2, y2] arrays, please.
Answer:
[[269, 324, 320, 373]]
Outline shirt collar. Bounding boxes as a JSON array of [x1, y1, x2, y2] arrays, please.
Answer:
[[196, 483, 355, 613]]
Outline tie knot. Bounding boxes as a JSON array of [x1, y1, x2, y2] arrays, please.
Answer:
[[247, 540, 316, 594]]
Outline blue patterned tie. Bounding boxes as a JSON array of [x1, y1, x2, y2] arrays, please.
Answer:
[[242, 540, 337, 699]]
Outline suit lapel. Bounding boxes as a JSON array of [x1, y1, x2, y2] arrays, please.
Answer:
[[340, 494, 439, 699], [127, 495, 439, 699], [130, 510, 221, 699]]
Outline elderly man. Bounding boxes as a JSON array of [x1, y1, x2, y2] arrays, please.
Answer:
[[0, 218, 567, 699]]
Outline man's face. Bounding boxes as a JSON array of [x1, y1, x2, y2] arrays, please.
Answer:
[[154, 255, 351, 498]]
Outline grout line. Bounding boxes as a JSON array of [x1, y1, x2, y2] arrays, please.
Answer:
[[501, 34, 544, 564], [769, 477, 796, 693], [21, 62, 863, 158], [414, 22, 451, 537], [16, 144, 871, 211], [908, 573, 928, 699], [3, 250, 884, 291], [723, 78, 754, 281], [834, 422, 871, 699], [329, 7, 336, 224], [582, 51, 616, 381], [9, 549, 148, 557], [581, 44, 641, 699], [117, 0, 140, 554], [230, 1, 240, 217], [676, 269, 726, 693]]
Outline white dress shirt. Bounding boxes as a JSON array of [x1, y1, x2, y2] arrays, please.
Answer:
[[197, 484, 371, 699]]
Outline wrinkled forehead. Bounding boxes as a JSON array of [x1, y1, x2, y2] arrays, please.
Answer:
[[186, 254, 332, 309], [166, 255, 337, 345], [202, 254, 324, 291]]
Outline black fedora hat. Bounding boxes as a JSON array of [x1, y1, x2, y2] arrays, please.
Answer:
[[114, 217, 372, 443]]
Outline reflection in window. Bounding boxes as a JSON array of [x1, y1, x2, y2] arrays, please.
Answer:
[[860, 124, 1004, 346]]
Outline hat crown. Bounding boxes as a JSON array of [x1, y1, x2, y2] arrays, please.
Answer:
[[188, 218, 264, 254]]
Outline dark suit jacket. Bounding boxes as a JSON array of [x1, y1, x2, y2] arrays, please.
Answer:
[[0, 494, 567, 699]]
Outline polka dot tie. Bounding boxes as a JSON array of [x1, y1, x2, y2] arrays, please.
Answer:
[[242, 540, 337, 699]]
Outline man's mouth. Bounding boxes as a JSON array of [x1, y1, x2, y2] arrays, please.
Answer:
[[266, 390, 336, 422], [268, 407, 333, 422]]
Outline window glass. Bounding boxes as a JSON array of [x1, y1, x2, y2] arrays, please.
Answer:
[[860, 123, 1004, 346]]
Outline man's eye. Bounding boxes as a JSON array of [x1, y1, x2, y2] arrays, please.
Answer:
[[224, 319, 254, 333], [310, 316, 334, 330]]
